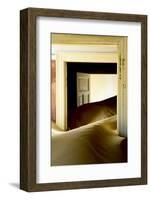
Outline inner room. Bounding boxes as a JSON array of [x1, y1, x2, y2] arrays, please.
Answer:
[[67, 62, 117, 130], [51, 33, 127, 166]]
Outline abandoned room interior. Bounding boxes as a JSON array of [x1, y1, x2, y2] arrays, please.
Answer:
[[50, 33, 127, 166]]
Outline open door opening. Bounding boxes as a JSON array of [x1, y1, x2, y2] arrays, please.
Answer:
[[67, 62, 117, 130]]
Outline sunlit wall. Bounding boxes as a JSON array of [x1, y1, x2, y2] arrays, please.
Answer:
[[90, 74, 117, 102]]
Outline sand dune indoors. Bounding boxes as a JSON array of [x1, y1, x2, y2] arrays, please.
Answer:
[[51, 115, 127, 166], [69, 96, 117, 129]]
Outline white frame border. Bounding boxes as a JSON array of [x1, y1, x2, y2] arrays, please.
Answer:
[[36, 16, 141, 183]]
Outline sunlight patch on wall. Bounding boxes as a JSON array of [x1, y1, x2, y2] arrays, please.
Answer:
[[90, 74, 117, 102]]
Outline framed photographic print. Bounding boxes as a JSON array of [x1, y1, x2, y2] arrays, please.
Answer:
[[20, 8, 147, 191]]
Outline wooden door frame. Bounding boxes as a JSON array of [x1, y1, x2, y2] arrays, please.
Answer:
[[20, 8, 147, 192], [56, 48, 127, 137]]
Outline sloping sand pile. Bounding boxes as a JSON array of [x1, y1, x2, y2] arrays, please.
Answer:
[[51, 115, 127, 166]]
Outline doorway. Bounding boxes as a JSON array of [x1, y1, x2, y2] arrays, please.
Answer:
[[52, 34, 127, 137], [67, 62, 117, 129]]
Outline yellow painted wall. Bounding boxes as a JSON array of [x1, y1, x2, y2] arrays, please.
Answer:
[[90, 74, 117, 102]]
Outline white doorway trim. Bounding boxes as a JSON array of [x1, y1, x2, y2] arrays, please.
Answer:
[[56, 52, 119, 128], [55, 38, 127, 137]]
